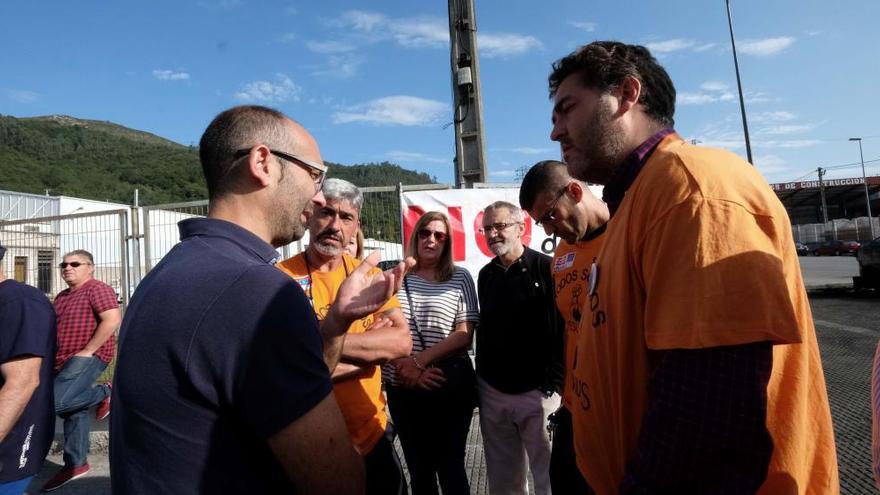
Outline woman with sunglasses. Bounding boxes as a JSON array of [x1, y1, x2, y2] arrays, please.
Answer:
[[382, 211, 479, 495]]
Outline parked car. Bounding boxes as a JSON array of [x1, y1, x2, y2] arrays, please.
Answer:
[[795, 242, 810, 256], [856, 237, 880, 288], [812, 239, 860, 256]]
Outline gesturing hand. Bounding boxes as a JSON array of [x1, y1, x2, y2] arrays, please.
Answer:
[[331, 251, 416, 327]]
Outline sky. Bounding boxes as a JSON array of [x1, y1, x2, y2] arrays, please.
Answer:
[[2, 0, 879, 186]]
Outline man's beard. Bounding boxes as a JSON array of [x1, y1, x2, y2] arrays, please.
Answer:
[[311, 228, 344, 258], [269, 176, 309, 247], [567, 98, 627, 185], [488, 237, 514, 257]]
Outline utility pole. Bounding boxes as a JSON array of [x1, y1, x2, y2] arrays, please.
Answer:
[[849, 137, 875, 238], [725, 0, 754, 165], [818, 167, 829, 224], [448, 0, 488, 188]]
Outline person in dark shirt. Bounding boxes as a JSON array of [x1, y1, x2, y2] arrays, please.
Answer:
[[476, 201, 564, 495], [110, 105, 412, 494], [0, 243, 57, 495]]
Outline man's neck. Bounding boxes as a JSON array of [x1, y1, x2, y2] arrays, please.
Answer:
[[208, 196, 274, 247], [0, 273, 7, 284], [498, 243, 525, 267], [305, 248, 342, 273], [67, 278, 90, 291]]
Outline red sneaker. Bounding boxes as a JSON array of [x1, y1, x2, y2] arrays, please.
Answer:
[[96, 383, 111, 421], [42, 463, 90, 491]]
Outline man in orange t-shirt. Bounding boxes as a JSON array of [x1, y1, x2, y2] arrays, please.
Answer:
[[548, 41, 838, 494], [277, 178, 412, 495], [520, 160, 609, 494]]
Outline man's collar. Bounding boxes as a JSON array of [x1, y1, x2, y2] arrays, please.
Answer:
[[602, 128, 675, 216], [179, 218, 280, 265]]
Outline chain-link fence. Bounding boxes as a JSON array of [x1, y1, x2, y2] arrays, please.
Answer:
[[0, 209, 130, 304]]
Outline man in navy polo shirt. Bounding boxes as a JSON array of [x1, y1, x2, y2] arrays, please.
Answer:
[[0, 242, 57, 495], [111, 105, 412, 494]]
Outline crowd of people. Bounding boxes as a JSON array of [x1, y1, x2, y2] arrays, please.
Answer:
[[0, 40, 855, 494]]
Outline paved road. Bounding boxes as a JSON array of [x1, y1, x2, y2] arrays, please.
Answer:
[[24, 269, 878, 494]]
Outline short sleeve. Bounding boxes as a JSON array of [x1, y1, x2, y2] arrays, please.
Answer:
[[235, 279, 333, 439], [0, 290, 56, 363], [641, 197, 802, 350], [454, 269, 480, 325], [90, 283, 120, 314]]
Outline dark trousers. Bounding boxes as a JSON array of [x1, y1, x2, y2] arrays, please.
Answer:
[[365, 426, 408, 495], [386, 385, 475, 495], [549, 405, 594, 494]]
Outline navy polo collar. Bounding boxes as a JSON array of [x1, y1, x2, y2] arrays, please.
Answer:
[[178, 218, 281, 265]]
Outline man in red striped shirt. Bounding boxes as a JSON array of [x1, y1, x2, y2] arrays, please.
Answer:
[[42, 250, 121, 492]]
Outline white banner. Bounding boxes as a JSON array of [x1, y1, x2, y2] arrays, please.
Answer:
[[400, 188, 558, 279]]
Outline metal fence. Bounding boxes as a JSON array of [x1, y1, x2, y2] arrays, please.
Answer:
[[793, 216, 880, 244], [0, 209, 130, 305]]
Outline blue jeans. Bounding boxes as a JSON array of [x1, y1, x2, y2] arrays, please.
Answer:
[[0, 476, 34, 495], [54, 356, 109, 468]]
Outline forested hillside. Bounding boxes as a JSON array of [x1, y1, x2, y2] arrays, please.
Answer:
[[0, 114, 436, 205]]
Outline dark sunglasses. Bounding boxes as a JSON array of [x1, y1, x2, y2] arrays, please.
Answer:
[[59, 262, 91, 268], [417, 229, 448, 243]]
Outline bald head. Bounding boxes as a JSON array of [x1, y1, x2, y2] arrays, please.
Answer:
[[519, 160, 574, 211], [199, 105, 300, 200]]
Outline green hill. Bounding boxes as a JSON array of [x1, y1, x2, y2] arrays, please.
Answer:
[[0, 114, 436, 205]]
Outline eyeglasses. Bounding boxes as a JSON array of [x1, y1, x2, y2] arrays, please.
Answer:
[[417, 229, 448, 243], [479, 222, 522, 235], [59, 262, 91, 269], [234, 148, 327, 190], [535, 187, 567, 227]]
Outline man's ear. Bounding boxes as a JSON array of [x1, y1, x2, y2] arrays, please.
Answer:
[[614, 75, 642, 116], [567, 180, 584, 203], [245, 145, 273, 187]]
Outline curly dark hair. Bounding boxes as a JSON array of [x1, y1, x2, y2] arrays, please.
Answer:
[[549, 41, 676, 127]]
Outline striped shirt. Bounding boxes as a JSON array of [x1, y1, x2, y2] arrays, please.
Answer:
[[381, 267, 479, 386]]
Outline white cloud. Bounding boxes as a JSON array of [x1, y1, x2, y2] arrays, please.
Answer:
[[745, 91, 773, 104], [752, 111, 796, 123], [278, 33, 297, 44], [387, 150, 448, 164], [312, 54, 363, 78], [759, 124, 813, 135], [739, 36, 796, 56], [7, 90, 39, 103], [333, 96, 448, 126], [391, 17, 448, 48], [505, 147, 554, 155], [569, 21, 596, 32], [152, 69, 190, 81], [306, 40, 356, 54], [761, 139, 821, 149], [700, 81, 728, 92], [679, 92, 718, 105], [754, 154, 789, 174], [644, 39, 696, 54], [333, 10, 537, 58], [490, 169, 517, 178], [694, 43, 717, 52], [234, 74, 300, 103], [479, 33, 542, 58], [339, 10, 386, 32]]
